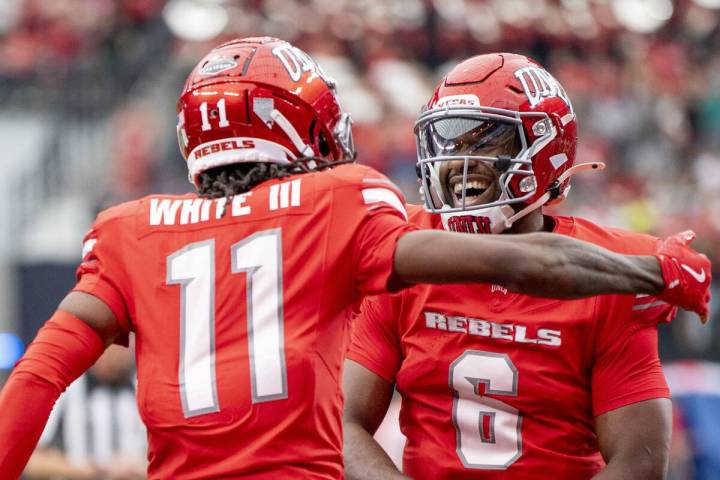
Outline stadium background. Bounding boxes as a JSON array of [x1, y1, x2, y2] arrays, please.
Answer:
[[0, 0, 718, 478]]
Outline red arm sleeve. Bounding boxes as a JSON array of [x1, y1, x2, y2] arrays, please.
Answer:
[[591, 297, 670, 417], [347, 295, 403, 383], [0, 311, 105, 479]]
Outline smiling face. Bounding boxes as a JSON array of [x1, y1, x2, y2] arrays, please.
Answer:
[[439, 150, 503, 208], [421, 117, 522, 208]]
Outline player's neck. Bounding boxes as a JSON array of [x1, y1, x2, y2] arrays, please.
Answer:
[[505, 210, 550, 234]]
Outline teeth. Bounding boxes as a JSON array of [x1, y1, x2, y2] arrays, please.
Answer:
[[454, 180, 489, 195]]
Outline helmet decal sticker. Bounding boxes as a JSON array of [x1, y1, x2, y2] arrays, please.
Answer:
[[253, 97, 275, 127], [271, 43, 334, 87], [200, 57, 238, 75], [550, 153, 569, 169], [435, 94, 481, 108], [513, 66, 573, 113]]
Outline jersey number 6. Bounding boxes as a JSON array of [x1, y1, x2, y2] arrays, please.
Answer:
[[450, 350, 522, 469]]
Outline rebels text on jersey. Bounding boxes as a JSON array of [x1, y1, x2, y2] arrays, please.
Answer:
[[73, 164, 415, 479], [348, 206, 675, 480]]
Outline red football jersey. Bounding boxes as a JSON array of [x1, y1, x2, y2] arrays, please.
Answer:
[[348, 206, 675, 480], [73, 164, 415, 479]]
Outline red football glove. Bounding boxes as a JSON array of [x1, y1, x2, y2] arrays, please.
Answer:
[[654, 230, 712, 323]]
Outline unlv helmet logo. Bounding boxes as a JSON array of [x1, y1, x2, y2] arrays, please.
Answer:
[[271, 43, 335, 87], [514, 66, 573, 113]]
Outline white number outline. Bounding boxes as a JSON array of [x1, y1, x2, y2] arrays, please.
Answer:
[[231, 229, 288, 404], [167, 239, 219, 418], [449, 350, 522, 470], [167, 230, 287, 419]]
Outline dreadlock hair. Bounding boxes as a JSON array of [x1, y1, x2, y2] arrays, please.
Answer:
[[198, 162, 300, 199], [197, 158, 355, 214]]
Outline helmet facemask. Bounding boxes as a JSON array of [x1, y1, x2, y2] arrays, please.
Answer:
[[415, 105, 556, 233], [332, 112, 356, 161]]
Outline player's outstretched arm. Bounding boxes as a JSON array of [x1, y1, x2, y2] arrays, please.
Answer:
[[393, 229, 712, 317], [593, 398, 671, 480], [343, 360, 409, 480], [0, 292, 121, 479], [393, 229, 665, 298]]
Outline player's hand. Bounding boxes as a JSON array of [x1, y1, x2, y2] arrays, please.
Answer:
[[653, 230, 712, 323]]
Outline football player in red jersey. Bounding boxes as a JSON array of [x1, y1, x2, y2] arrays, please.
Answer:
[[0, 40, 710, 480], [343, 53, 712, 480]]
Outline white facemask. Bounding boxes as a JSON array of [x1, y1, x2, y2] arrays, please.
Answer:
[[436, 162, 605, 234]]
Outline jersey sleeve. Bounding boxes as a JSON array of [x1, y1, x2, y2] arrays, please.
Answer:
[[347, 294, 403, 383], [631, 294, 677, 325], [591, 297, 670, 417], [352, 206, 416, 295], [73, 216, 132, 338], [330, 165, 417, 296]]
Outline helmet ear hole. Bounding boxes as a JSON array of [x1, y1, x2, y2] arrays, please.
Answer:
[[317, 131, 331, 157], [309, 119, 331, 158]]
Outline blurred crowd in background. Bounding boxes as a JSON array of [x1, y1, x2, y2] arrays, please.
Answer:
[[1, 0, 720, 478]]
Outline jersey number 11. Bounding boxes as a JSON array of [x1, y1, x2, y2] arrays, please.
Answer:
[[167, 229, 287, 418]]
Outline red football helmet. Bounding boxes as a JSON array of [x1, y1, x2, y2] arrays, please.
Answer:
[[415, 53, 600, 233], [177, 37, 355, 187]]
